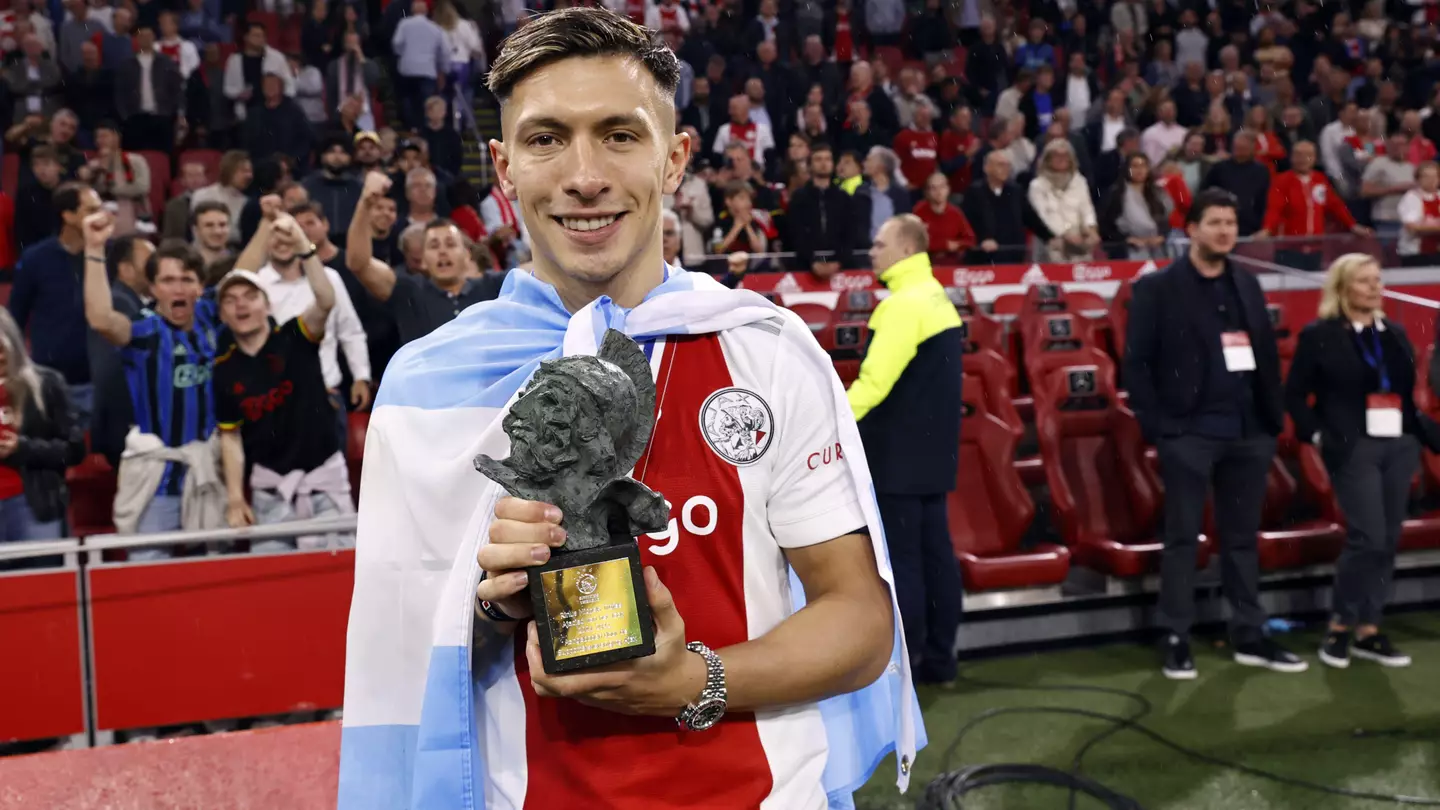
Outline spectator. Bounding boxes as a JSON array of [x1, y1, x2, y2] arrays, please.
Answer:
[[403, 168, 439, 228], [1094, 129, 1142, 207], [421, 96, 463, 178], [340, 188, 401, 379], [838, 99, 887, 160], [0, 306, 84, 562], [846, 212, 963, 685], [681, 75, 720, 150], [63, 41, 115, 133], [1399, 111, 1438, 167], [161, 162, 211, 241], [1258, 141, 1368, 270], [352, 130, 384, 174], [1287, 254, 1436, 671], [88, 235, 154, 466], [4, 33, 61, 123], [744, 0, 792, 61], [189, 200, 233, 266], [1145, 39, 1180, 90], [1320, 101, 1358, 193], [843, 60, 899, 139], [1172, 61, 1209, 129], [798, 35, 842, 119], [1361, 133, 1418, 241], [1125, 188, 1300, 680], [713, 93, 776, 170], [240, 72, 315, 174], [891, 67, 938, 132], [787, 143, 856, 274], [937, 105, 979, 196], [479, 179, 531, 270], [965, 16, 1006, 115], [1141, 100, 1187, 166], [1307, 65, 1350, 134], [346, 173, 503, 345], [646, 0, 689, 34], [1014, 19, 1054, 72], [433, 0, 483, 132], [11, 181, 100, 420], [1398, 162, 1440, 267], [301, 0, 339, 68], [84, 232, 224, 547], [192, 150, 253, 241], [740, 77, 774, 140], [186, 43, 236, 148], [856, 146, 911, 243], [1089, 89, 1134, 157], [81, 122, 152, 235], [1242, 105, 1289, 174], [290, 53, 328, 125], [156, 11, 199, 80], [113, 21, 184, 154], [179, 0, 229, 44], [660, 208, 683, 269], [1029, 139, 1099, 260], [667, 145, 715, 268], [1018, 64, 1057, 140], [1057, 51, 1098, 126], [224, 22, 295, 123], [993, 69, 1030, 124], [1051, 108, 1095, 184], [1155, 157, 1194, 235], [911, 172, 974, 261], [13, 147, 62, 251], [245, 201, 371, 444], [1277, 105, 1316, 160], [328, 31, 380, 134], [1099, 152, 1169, 260], [446, 179, 484, 244], [213, 220, 353, 544], [56, 0, 104, 74], [391, 0, 450, 132], [100, 7, 134, 72], [711, 182, 776, 262], [1203, 132, 1272, 237], [303, 135, 364, 243], [894, 101, 939, 190]]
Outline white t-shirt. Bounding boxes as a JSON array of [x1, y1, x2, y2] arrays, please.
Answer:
[[443, 19, 483, 66], [257, 263, 372, 388]]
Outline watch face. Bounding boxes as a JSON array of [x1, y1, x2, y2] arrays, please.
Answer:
[[688, 698, 726, 731]]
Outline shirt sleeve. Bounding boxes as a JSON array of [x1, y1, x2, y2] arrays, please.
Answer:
[[125, 312, 164, 351], [766, 317, 869, 549], [847, 297, 920, 421], [1398, 192, 1423, 226], [329, 270, 372, 382], [214, 358, 243, 430]]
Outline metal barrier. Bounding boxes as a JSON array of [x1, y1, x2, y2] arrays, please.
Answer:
[[0, 517, 357, 747]]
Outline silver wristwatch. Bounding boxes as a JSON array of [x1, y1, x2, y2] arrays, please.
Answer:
[[676, 641, 727, 732]]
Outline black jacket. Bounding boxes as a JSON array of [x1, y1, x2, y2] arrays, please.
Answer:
[[3, 367, 86, 523], [786, 182, 861, 269], [960, 179, 1055, 264], [1202, 159, 1271, 236], [1287, 317, 1440, 469], [1123, 257, 1286, 442]]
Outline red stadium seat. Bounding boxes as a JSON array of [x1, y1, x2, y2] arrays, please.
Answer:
[[248, 10, 281, 35], [943, 285, 978, 318], [1036, 362, 1211, 577], [827, 318, 869, 387], [0, 283, 11, 307], [786, 302, 833, 334], [137, 151, 171, 226], [1249, 458, 1344, 571], [276, 15, 302, 54], [1268, 302, 1299, 372], [1020, 312, 1109, 407], [66, 454, 117, 538], [950, 390, 1070, 590], [2, 153, 18, 199], [1110, 279, 1135, 358], [961, 322, 1022, 439], [347, 411, 369, 503], [840, 288, 878, 316], [1290, 426, 1440, 552]]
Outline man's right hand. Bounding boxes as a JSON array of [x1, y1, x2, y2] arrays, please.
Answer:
[[475, 497, 567, 622], [83, 211, 114, 254], [980, 239, 999, 252], [260, 193, 283, 221], [362, 171, 392, 207], [226, 500, 255, 528]]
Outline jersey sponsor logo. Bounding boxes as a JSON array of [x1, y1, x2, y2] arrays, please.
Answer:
[[644, 495, 718, 556], [807, 442, 844, 470], [1311, 183, 1327, 204], [173, 362, 211, 388], [699, 387, 774, 466], [240, 379, 294, 422]]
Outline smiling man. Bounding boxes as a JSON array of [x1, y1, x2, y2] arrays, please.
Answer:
[[339, 8, 921, 810]]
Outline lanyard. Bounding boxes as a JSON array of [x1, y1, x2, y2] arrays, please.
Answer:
[[1354, 327, 1390, 392]]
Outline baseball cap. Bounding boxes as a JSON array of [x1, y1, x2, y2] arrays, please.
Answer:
[[354, 131, 381, 146], [216, 269, 269, 301]]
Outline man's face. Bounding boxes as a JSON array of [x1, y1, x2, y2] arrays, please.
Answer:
[[692, 76, 709, 100], [493, 55, 687, 290], [1159, 101, 1176, 124], [356, 139, 381, 166], [246, 26, 266, 51], [1403, 112, 1421, 135], [662, 218, 680, 262], [195, 210, 230, 250], [1291, 142, 1316, 173], [836, 154, 860, 179], [122, 239, 155, 288], [372, 197, 398, 232], [426, 100, 446, 127], [79, 41, 99, 68], [51, 115, 76, 144], [809, 149, 834, 180], [804, 36, 824, 63], [395, 148, 421, 174], [296, 211, 328, 246], [63, 188, 102, 233], [1187, 204, 1238, 257], [757, 40, 777, 65], [728, 94, 748, 124], [32, 158, 59, 188], [745, 78, 764, 104], [1387, 134, 1409, 158], [985, 152, 1011, 185], [231, 160, 253, 190], [925, 173, 948, 204], [423, 224, 468, 283], [181, 162, 207, 191], [851, 100, 870, 128], [869, 219, 908, 273], [96, 127, 118, 153], [407, 173, 437, 208], [1421, 166, 1440, 193], [1233, 134, 1256, 161], [322, 145, 351, 172], [135, 27, 155, 51], [1036, 70, 1053, 92], [220, 282, 269, 337], [1069, 53, 1085, 75], [262, 74, 283, 103], [153, 259, 203, 329], [160, 12, 177, 37], [1105, 91, 1125, 117]]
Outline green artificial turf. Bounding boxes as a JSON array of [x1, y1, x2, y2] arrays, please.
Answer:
[[854, 612, 1440, 810]]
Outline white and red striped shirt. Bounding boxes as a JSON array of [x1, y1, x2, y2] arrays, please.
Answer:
[[1398, 189, 1440, 256], [713, 120, 776, 169], [494, 323, 867, 809]]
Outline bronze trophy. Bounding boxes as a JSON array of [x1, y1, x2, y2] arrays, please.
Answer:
[[475, 329, 669, 674]]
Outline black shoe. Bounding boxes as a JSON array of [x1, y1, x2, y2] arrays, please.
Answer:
[[1161, 634, 1197, 680], [1352, 634, 1412, 667], [1234, 637, 1309, 673], [1319, 630, 1351, 669]]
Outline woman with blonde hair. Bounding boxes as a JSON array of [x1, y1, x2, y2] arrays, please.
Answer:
[[0, 308, 84, 567], [1028, 138, 1098, 259], [1285, 253, 1440, 669]]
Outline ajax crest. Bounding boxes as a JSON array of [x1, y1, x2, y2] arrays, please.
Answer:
[[699, 387, 774, 466]]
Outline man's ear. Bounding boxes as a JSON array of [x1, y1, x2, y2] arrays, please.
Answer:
[[663, 129, 692, 195], [489, 139, 517, 200]]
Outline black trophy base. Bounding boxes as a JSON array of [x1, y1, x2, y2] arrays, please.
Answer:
[[528, 542, 656, 675]]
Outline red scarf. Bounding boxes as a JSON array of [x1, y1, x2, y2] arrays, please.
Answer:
[[488, 186, 518, 229]]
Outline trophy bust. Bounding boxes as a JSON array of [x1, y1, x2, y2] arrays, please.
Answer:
[[475, 329, 670, 673]]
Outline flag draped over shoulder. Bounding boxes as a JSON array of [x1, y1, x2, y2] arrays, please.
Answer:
[[338, 266, 925, 810]]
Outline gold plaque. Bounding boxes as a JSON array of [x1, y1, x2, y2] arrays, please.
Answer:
[[528, 543, 655, 673]]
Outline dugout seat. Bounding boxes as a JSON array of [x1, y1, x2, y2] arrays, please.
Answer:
[[67, 453, 117, 538], [1021, 313, 1109, 408], [1036, 363, 1210, 577], [827, 317, 870, 387], [1268, 302, 1299, 371], [961, 320, 1023, 439], [950, 387, 1070, 590], [137, 151, 172, 224], [786, 302, 833, 334], [1250, 457, 1344, 570], [1109, 279, 1135, 358], [841, 288, 878, 316]]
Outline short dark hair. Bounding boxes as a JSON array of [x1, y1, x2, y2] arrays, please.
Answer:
[[1187, 188, 1239, 225], [29, 145, 58, 165], [723, 180, 753, 200], [105, 234, 146, 283], [245, 21, 267, 36], [190, 200, 230, 228], [203, 255, 238, 288], [809, 141, 834, 158], [289, 201, 327, 221], [52, 182, 90, 223], [487, 7, 680, 103], [145, 238, 204, 284]]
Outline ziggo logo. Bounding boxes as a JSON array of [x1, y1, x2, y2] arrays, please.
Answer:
[[644, 496, 719, 556]]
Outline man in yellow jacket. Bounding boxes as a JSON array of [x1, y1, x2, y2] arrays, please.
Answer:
[[847, 213, 966, 683]]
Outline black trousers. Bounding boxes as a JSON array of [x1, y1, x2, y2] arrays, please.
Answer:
[[1330, 435, 1420, 627], [1155, 434, 1276, 643], [878, 492, 963, 681]]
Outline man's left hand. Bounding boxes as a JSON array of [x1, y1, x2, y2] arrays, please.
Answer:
[[527, 566, 706, 717], [1352, 225, 1374, 237], [350, 379, 372, 410]]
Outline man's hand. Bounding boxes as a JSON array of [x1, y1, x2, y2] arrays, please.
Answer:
[[361, 171, 392, 208], [271, 212, 302, 245], [1252, 228, 1271, 240], [260, 193, 283, 221], [527, 566, 706, 717], [811, 260, 838, 278], [946, 239, 962, 252], [350, 378, 372, 410], [83, 211, 114, 254], [980, 238, 999, 252], [1352, 224, 1374, 237], [475, 497, 567, 621], [226, 500, 255, 528], [0, 433, 17, 459]]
